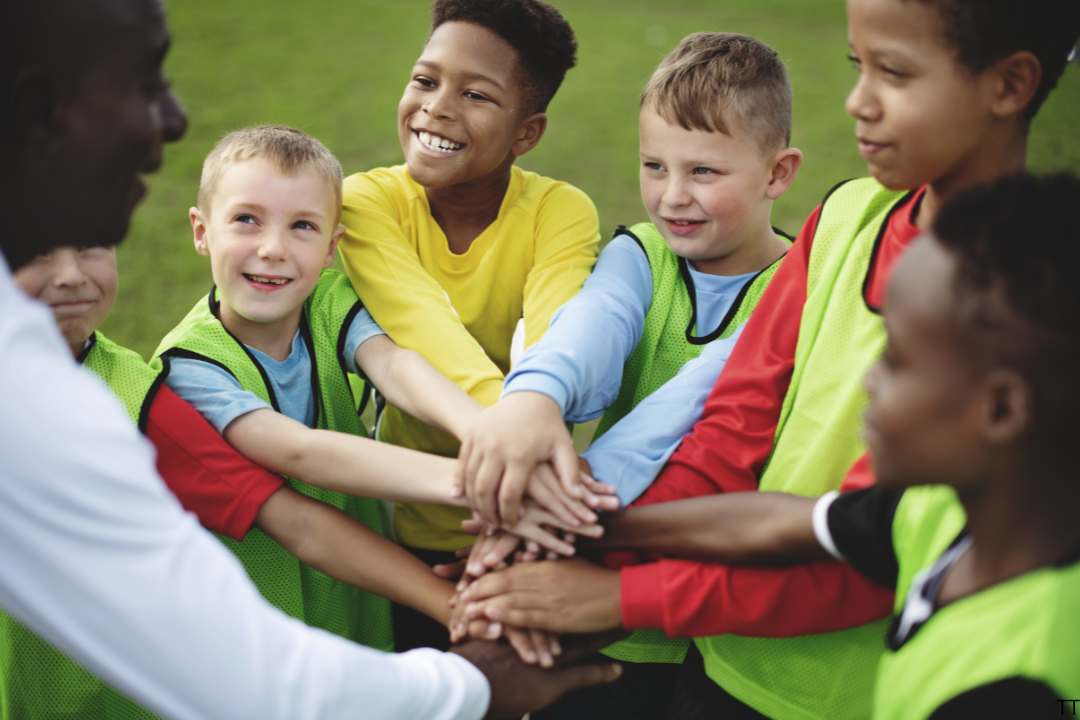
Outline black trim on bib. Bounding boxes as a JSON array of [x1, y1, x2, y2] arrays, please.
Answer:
[[207, 286, 282, 413], [860, 190, 919, 315], [137, 365, 168, 435], [679, 252, 787, 346], [614, 225, 650, 271], [77, 332, 98, 364], [337, 300, 371, 418], [298, 311, 324, 429]]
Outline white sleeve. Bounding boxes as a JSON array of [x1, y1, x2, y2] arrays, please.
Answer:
[[812, 491, 846, 561], [0, 271, 489, 720]]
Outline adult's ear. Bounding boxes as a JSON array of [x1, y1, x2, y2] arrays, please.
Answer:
[[987, 50, 1041, 119], [978, 368, 1033, 445], [765, 147, 804, 200], [511, 112, 548, 158]]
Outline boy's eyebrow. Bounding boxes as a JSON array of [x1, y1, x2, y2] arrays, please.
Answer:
[[414, 60, 506, 91]]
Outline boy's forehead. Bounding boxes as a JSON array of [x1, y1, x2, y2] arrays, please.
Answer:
[[848, 0, 946, 59], [639, 105, 766, 162], [214, 158, 335, 208], [419, 22, 522, 95]]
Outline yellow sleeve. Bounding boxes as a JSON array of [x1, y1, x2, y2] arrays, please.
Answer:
[[523, 183, 601, 348], [339, 172, 505, 408]]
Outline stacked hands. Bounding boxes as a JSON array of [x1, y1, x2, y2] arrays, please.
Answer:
[[444, 392, 624, 668]]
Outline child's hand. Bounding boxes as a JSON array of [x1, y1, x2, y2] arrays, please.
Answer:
[[455, 391, 581, 525], [459, 558, 623, 635]]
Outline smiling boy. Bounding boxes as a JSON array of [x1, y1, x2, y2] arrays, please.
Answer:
[[337, 0, 599, 650], [452, 32, 802, 719], [153, 124, 593, 656]]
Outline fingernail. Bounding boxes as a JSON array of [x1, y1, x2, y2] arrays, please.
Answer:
[[524, 651, 537, 663], [483, 553, 498, 566], [551, 638, 562, 655], [485, 623, 501, 639]]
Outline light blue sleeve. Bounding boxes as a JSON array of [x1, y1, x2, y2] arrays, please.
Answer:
[[502, 235, 652, 423], [165, 357, 271, 434], [583, 322, 746, 507], [343, 306, 387, 376]]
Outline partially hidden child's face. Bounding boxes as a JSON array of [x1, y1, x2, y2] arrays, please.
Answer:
[[192, 158, 341, 329], [845, 0, 999, 192], [398, 21, 533, 189], [14, 246, 118, 354], [862, 236, 987, 490], [639, 107, 777, 275]]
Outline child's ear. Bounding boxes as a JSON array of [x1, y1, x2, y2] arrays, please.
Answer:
[[324, 225, 345, 270], [190, 207, 211, 257], [987, 50, 1041, 119], [765, 148, 803, 200], [978, 368, 1033, 445], [511, 112, 548, 158]]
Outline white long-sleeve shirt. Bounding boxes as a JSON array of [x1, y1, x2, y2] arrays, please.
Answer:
[[0, 256, 489, 720]]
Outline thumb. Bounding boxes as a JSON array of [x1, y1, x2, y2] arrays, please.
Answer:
[[556, 661, 623, 695]]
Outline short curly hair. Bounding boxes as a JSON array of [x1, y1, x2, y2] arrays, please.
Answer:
[[640, 32, 792, 154], [934, 172, 1080, 472], [429, 0, 578, 115], [905, 0, 1080, 120]]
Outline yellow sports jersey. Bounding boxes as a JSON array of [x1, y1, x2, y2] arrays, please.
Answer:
[[340, 164, 599, 550]]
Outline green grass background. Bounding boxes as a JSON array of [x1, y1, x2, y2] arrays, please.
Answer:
[[106, 0, 1080, 364]]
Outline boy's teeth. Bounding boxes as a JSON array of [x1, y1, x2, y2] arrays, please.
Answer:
[[248, 275, 289, 285], [418, 130, 463, 153]]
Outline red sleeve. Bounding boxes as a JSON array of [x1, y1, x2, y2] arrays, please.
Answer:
[[145, 385, 285, 541], [620, 452, 894, 638], [633, 207, 821, 507]]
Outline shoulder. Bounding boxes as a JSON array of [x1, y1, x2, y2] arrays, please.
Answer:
[[342, 165, 419, 205], [513, 167, 597, 217]]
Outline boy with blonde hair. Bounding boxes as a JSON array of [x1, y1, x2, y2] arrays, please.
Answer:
[[455, 32, 803, 719], [155, 124, 597, 657]]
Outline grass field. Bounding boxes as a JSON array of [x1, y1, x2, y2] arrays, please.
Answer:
[[103, 0, 1080, 361]]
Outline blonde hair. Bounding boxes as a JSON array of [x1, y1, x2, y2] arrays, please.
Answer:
[[641, 32, 792, 154], [198, 125, 344, 223]]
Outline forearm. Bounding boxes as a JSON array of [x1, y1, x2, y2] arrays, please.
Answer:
[[620, 558, 895, 638], [257, 489, 454, 626], [586, 492, 828, 566], [375, 347, 483, 441], [224, 410, 467, 506]]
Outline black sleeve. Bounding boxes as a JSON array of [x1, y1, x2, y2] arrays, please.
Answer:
[[927, 677, 1061, 719], [826, 487, 903, 590]]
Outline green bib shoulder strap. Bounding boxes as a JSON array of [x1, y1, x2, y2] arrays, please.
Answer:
[[151, 269, 392, 658], [80, 332, 164, 433], [875, 486, 1080, 719], [697, 179, 912, 720], [597, 222, 786, 666]]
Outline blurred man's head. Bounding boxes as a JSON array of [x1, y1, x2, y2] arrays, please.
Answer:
[[0, 0, 187, 271]]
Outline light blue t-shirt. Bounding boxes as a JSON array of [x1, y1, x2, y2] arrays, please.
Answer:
[[166, 307, 385, 432], [503, 233, 770, 506]]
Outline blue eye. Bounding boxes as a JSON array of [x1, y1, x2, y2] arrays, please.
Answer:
[[847, 54, 862, 71], [293, 220, 317, 231], [692, 167, 717, 175], [644, 162, 665, 172], [236, 215, 255, 224]]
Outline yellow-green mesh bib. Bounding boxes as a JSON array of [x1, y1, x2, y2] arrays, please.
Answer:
[[596, 223, 786, 665], [152, 270, 392, 651], [874, 486, 1080, 720], [698, 179, 912, 720], [0, 333, 165, 720]]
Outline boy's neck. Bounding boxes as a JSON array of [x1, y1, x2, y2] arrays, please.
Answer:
[[424, 156, 515, 256], [943, 463, 1080, 604], [219, 302, 302, 362], [916, 128, 1028, 232]]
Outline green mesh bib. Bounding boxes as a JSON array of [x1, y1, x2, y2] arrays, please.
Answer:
[[0, 333, 166, 720], [596, 223, 786, 665], [153, 270, 393, 650], [874, 487, 1080, 719], [698, 179, 911, 720]]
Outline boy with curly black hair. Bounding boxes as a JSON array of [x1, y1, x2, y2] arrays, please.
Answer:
[[337, 0, 602, 652]]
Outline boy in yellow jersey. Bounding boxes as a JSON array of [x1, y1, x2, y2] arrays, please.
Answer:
[[338, 0, 600, 649]]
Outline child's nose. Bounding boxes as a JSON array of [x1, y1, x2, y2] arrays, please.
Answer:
[[662, 178, 692, 209], [52, 249, 86, 287], [845, 76, 880, 123], [422, 86, 455, 121], [258, 231, 288, 262]]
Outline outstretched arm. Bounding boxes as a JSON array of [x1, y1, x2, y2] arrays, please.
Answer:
[[585, 491, 829, 566], [256, 486, 455, 625], [357, 334, 483, 443], [223, 407, 467, 505]]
